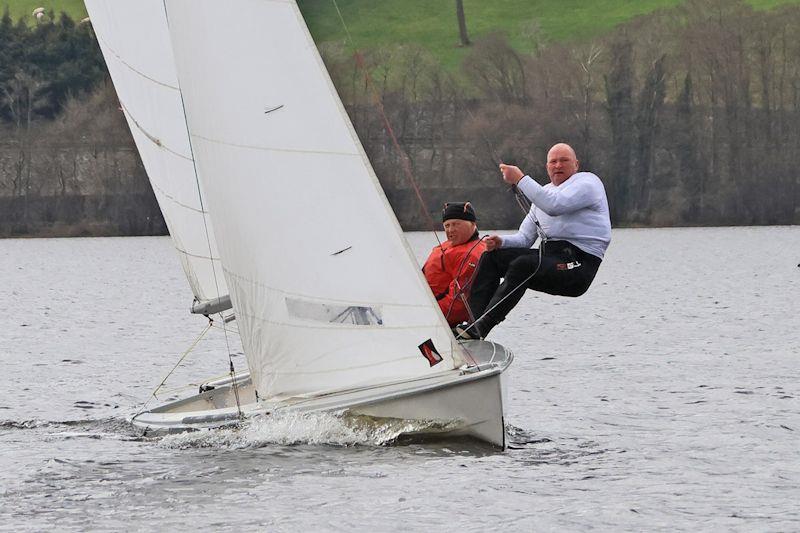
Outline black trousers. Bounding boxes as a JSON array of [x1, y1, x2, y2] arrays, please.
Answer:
[[467, 240, 602, 336]]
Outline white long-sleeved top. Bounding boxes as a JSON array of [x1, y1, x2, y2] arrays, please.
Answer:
[[501, 172, 611, 259]]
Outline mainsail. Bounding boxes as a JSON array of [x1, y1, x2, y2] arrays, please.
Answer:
[[162, 0, 466, 398], [85, 0, 228, 306]]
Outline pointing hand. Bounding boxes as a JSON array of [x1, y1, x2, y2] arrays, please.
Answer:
[[499, 164, 524, 185]]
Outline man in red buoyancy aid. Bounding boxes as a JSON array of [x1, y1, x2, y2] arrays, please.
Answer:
[[422, 202, 486, 327]]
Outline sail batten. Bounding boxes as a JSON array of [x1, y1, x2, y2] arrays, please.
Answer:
[[164, 0, 464, 398]]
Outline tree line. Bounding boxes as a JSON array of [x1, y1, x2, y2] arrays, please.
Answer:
[[0, 10, 105, 123], [323, 0, 799, 227], [0, 10, 163, 236], [1, 0, 798, 236]]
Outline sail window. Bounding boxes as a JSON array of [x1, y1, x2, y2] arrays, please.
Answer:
[[285, 297, 383, 326]]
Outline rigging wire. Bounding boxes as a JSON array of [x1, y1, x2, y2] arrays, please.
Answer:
[[453, 109, 549, 338], [331, 0, 443, 248], [333, 0, 548, 342], [134, 319, 214, 420], [451, 179, 548, 340], [333, 0, 486, 369], [219, 310, 244, 420], [439, 107, 549, 333], [455, 242, 545, 340], [161, 0, 244, 415], [442, 235, 488, 323], [463, 106, 547, 240], [160, 0, 225, 307]]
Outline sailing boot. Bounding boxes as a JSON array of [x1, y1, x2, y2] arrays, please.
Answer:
[[454, 321, 486, 340]]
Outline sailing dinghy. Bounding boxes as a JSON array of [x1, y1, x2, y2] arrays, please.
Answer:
[[86, 0, 513, 448]]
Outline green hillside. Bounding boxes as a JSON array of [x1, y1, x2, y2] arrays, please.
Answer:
[[2, 0, 798, 67], [300, 0, 686, 66], [2, 0, 86, 21], [299, 0, 800, 66]]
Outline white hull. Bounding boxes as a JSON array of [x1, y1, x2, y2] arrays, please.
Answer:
[[133, 340, 513, 448]]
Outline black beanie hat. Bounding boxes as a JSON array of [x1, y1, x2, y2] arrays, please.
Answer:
[[442, 202, 477, 222]]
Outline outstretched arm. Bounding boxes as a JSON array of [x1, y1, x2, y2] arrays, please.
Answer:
[[500, 163, 598, 216], [516, 174, 597, 216]]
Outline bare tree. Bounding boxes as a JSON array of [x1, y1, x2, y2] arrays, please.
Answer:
[[575, 43, 602, 164], [463, 34, 529, 104], [604, 38, 635, 219], [455, 0, 470, 47], [633, 53, 667, 214]]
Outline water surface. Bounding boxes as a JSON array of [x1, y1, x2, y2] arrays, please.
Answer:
[[2, 227, 799, 530]]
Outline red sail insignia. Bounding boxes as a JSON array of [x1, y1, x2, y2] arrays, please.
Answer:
[[418, 339, 443, 367]]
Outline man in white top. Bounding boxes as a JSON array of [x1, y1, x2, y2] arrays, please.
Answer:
[[459, 143, 611, 339]]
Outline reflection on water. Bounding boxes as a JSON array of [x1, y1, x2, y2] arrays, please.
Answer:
[[2, 227, 799, 530]]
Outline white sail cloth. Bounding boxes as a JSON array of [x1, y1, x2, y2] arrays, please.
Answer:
[[85, 0, 228, 305], [163, 0, 464, 398]]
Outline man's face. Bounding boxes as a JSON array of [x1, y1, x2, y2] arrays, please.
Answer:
[[443, 219, 476, 246], [546, 146, 579, 186]]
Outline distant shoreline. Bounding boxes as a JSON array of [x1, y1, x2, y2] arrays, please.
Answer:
[[0, 222, 167, 239], [3, 222, 798, 240]]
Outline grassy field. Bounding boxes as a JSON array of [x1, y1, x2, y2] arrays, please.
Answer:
[[300, 0, 800, 67], [2, 0, 86, 21], [300, 0, 686, 66], [3, 0, 799, 67]]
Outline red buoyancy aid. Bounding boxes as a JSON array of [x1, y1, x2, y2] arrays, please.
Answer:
[[422, 235, 486, 327]]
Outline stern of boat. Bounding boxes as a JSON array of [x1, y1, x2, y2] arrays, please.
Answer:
[[338, 339, 514, 448]]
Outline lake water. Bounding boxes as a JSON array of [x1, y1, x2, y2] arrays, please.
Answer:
[[2, 227, 799, 531]]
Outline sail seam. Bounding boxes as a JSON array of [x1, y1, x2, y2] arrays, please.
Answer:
[[95, 32, 180, 90], [298, 343, 452, 368], [148, 174, 208, 214], [232, 314, 439, 330], [119, 103, 210, 215], [191, 133, 361, 157], [223, 268, 436, 309]]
